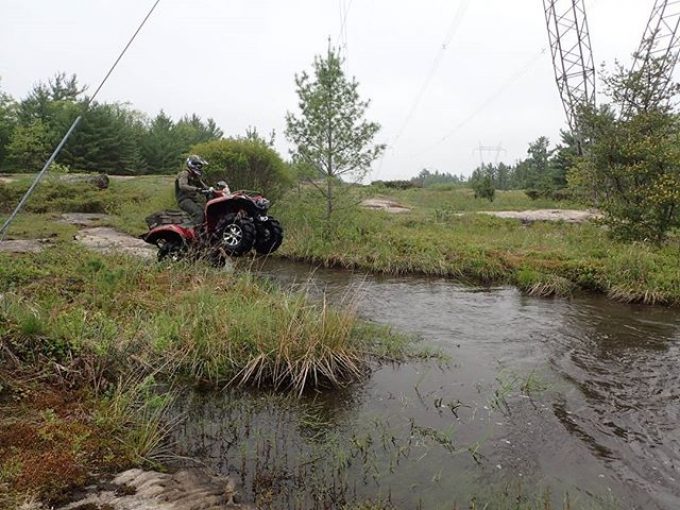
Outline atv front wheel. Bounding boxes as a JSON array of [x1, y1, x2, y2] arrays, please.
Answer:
[[255, 218, 284, 255], [216, 214, 255, 256], [157, 241, 185, 262]]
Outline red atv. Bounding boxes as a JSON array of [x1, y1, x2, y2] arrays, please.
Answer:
[[142, 182, 283, 263]]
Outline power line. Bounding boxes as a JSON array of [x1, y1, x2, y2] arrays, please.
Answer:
[[406, 47, 547, 159], [391, 0, 471, 144], [374, 0, 470, 179], [337, 0, 354, 52], [0, 0, 162, 241]]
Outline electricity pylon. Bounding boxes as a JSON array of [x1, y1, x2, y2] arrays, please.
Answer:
[[543, 0, 596, 136], [474, 143, 507, 166], [625, 0, 680, 111]]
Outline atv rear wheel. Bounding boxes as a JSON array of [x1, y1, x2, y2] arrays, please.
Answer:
[[216, 214, 255, 256], [255, 218, 284, 255]]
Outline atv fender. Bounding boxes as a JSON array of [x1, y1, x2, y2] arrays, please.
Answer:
[[143, 224, 192, 246]]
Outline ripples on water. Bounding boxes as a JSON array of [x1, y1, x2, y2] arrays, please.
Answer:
[[170, 260, 680, 509]]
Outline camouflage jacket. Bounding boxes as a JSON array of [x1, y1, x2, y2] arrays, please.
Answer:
[[174, 169, 205, 203]]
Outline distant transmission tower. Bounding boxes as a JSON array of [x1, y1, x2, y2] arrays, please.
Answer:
[[626, 0, 680, 110], [474, 143, 507, 166], [543, 0, 596, 136]]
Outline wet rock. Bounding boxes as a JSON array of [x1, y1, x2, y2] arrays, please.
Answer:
[[74, 227, 156, 259], [57, 468, 257, 510], [360, 198, 411, 213], [0, 238, 51, 253]]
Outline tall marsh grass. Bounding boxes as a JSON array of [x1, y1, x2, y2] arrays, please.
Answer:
[[0, 245, 404, 394]]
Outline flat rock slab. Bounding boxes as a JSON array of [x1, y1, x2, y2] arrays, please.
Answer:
[[479, 209, 602, 223], [0, 239, 51, 253], [59, 213, 110, 226], [56, 468, 256, 510], [74, 227, 235, 271], [360, 198, 411, 213], [75, 227, 156, 259]]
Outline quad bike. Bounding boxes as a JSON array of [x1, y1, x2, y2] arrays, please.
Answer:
[[142, 182, 284, 264]]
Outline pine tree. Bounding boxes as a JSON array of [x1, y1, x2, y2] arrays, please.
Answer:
[[285, 45, 385, 228], [60, 103, 142, 174]]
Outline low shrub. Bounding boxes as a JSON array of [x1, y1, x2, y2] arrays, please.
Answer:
[[371, 180, 421, 190]]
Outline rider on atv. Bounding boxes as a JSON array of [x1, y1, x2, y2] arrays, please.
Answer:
[[176, 155, 229, 226]]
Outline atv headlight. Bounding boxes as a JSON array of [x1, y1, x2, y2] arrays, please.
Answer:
[[255, 198, 270, 210]]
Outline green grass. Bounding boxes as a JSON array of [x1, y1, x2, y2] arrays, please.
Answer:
[[0, 244, 408, 392], [274, 186, 680, 305], [0, 174, 175, 238]]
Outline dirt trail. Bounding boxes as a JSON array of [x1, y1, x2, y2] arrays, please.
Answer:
[[360, 198, 411, 213], [479, 209, 602, 223]]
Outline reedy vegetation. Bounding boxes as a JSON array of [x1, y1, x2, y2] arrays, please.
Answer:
[[0, 246, 405, 393], [275, 185, 680, 305]]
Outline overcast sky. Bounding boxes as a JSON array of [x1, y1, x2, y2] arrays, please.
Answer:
[[0, 0, 660, 179]]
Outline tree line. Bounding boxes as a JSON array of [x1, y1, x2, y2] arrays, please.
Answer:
[[0, 73, 223, 174], [410, 133, 576, 197]]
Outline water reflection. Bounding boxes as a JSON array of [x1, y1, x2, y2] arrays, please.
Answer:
[[170, 259, 680, 509]]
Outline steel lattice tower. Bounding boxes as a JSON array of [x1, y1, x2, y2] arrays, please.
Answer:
[[629, 0, 680, 102], [543, 0, 596, 135]]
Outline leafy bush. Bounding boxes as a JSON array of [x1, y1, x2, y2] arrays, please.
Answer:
[[191, 138, 293, 200], [525, 189, 541, 201], [569, 58, 680, 243]]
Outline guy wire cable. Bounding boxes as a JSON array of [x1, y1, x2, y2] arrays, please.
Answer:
[[0, 0, 162, 241]]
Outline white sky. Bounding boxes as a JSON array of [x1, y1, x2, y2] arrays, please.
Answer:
[[0, 0, 659, 179]]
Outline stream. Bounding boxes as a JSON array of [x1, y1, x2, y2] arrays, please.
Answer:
[[170, 259, 680, 509]]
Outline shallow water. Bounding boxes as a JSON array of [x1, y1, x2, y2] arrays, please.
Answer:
[[171, 259, 680, 509]]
